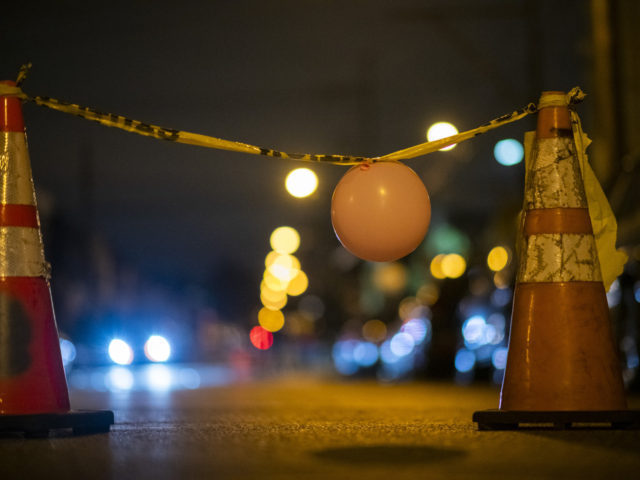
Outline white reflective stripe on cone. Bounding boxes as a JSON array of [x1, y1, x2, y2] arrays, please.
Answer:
[[518, 233, 602, 283], [524, 137, 588, 210], [0, 132, 38, 207], [0, 226, 48, 277]]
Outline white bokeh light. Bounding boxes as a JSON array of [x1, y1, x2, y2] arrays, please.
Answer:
[[427, 122, 459, 151], [144, 335, 172, 363], [108, 339, 134, 365], [285, 168, 318, 198], [390, 332, 415, 357]]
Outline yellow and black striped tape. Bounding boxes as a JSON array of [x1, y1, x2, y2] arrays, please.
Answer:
[[0, 66, 585, 165]]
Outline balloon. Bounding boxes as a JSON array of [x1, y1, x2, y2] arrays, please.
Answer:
[[331, 161, 431, 262]]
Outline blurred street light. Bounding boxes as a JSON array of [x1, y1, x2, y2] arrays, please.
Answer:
[[285, 168, 318, 198], [427, 122, 459, 151]]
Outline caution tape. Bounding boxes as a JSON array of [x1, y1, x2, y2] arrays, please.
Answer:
[[0, 65, 585, 165], [569, 98, 628, 291]]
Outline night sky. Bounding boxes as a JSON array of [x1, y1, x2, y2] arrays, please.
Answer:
[[2, 0, 589, 283]]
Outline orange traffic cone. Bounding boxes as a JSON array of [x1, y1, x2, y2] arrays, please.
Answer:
[[474, 91, 639, 429], [0, 80, 113, 436]]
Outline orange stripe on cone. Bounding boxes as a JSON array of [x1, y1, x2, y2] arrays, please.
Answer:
[[0, 204, 39, 228], [524, 208, 592, 235], [501, 282, 626, 410], [0, 80, 24, 133]]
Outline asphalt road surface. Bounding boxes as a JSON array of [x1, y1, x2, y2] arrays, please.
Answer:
[[1, 376, 639, 479]]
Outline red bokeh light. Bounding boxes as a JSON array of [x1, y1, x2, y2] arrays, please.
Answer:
[[250, 326, 273, 350]]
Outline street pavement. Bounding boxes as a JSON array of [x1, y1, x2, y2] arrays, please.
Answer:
[[1, 375, 639, 479]]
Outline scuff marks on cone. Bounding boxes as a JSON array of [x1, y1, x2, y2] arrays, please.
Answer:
[[0, 292, 31, 377]]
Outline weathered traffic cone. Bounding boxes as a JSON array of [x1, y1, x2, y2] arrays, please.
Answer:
[[0, 80, 113, 436], [474, 91, 639, 429]]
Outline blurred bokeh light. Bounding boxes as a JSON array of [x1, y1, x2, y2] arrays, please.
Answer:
[[494, 138, 524, 166], [144, 335, 172, 363], [108, 339, 134, 366], [250, 326, 274, 350], [270, 226, 301, 254], [362, 319, 387, 343], [258, 307, 285, 332], [487, 246, 510, 272], [285, 168, 318, 198], [426, 122, 459, 151]]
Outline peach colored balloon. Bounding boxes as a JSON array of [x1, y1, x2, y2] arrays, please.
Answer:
[[331, 162, 431, 262]]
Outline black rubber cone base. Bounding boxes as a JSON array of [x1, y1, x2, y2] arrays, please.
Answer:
[[0, 410, 114, 437], [473, 409, 640, 430]]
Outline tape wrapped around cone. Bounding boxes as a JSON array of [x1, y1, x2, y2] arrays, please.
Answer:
[[499, 91, 627, 411]]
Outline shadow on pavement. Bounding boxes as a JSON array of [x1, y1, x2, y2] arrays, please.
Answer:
[[521, 430, 640, 454], [312, 444, 467, 464]]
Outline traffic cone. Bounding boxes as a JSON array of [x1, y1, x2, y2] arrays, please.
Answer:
[[474, 91, 639, 429], [0, 80, 113, 436]]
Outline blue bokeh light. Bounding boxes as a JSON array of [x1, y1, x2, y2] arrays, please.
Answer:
[[353, 341, 379, 367], [491, 347, 509, 370], [454, 348, 476, 373], [490, 288, 512, 308], [379, 340, 400, 364], [401, 318, 430, 345], [59, 338, 77, 367], [494, 139, 524, 166], [462, 315, 486, 345], [390, 332, 415, 357], [332, 340, 359, 375]]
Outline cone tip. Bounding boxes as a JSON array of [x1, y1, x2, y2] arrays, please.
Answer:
[[0, 80, 24, 132]]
